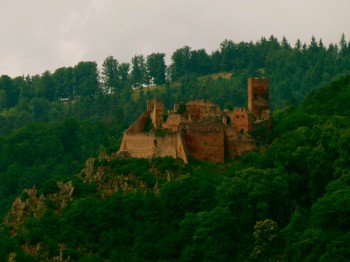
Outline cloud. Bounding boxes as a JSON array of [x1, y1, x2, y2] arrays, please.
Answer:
[[0, 0, 349, 77]]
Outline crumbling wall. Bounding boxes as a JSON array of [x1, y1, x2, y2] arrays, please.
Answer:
[[185, 100, 222, 122], [225, 127, 256, 158], [248, 78, 269, 117], [119, 133, 155, 158], [125, 112, 150, 134], [147, 99, 164, 128], [227, 107, 251, 132], [118, 76, 271, 164], [154, 133, 178, 158], [162, 114, 182, 132], [119, 111, 151, 154], [184, 123, 225, 163], [176, 132, 188, 163], [119, 129, 188, 163]]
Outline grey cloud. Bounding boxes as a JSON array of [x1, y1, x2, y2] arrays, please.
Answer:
[[0, 0, 349, 77]]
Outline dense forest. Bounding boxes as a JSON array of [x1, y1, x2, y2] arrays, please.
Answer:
[[1, 35, 350, 261]]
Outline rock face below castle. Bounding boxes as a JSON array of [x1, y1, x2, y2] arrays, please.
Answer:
[[118, 77, 271, 163]]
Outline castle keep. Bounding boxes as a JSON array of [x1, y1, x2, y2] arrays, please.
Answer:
[[118, 77, 271, 163]]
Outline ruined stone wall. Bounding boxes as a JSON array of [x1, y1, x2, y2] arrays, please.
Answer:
[[225, 127, 256, 158], [176, 132, 188, 163], [119, 133, 155, 158], [119, 111, 151, 153], [186, 99, 216, 106], [185, 100, 223, 123], [148, 99, 164, 128], [154, 133, 177, 158], [184, 123, 225, 163], [248, 78, 269, 117], [227, 108, 251, 132], [119, 127, 188, 163], [162, 114, 182, 132], [118, 78, 270, 163], [125, 111, 150, 134]]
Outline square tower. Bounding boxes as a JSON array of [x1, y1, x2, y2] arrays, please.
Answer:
[[248, 78, 269, 118]]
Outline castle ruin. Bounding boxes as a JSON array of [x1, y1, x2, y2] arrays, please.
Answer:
[[117, 77, 271, 163]]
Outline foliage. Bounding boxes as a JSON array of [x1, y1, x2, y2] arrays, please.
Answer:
[[1, 35, 350, 260], [154, 128, 169, 137], [144, 117, 154, 132]]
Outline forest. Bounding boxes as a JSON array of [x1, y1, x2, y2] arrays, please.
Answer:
[[0, 34, 350, 261]]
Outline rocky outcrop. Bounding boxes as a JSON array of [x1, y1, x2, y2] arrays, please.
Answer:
[[3, 181, 74, 236]]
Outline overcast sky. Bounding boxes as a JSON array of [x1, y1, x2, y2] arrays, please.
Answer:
[[0, 0, 349, 77]]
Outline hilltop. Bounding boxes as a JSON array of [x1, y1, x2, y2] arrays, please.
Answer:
[[1, 74, 350, 260], [118, 78, 271, 163], [1, 34, 350, 260]]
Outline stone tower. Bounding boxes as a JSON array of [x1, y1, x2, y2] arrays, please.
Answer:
[[247, 77, 269, 117]]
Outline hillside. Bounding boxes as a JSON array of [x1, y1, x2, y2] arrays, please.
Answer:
[[1, 35, 350, 260], [1, 74, 350, 261]]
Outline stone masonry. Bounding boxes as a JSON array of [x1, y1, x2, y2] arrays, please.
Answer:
[[118, 77, 271, 163]]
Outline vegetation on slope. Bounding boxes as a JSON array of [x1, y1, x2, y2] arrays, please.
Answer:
[[0, 74, 350, 261], [1, 35, 350, 260]]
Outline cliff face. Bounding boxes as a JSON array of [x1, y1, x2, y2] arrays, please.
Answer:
[[3, 182, 74, 236], [2, 155, 178, 261]]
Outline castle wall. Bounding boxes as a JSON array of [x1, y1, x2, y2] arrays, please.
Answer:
[[227, 107, 251, 132], [176, 132, 188, 164], [147, 99, 164, 128], [124, 111, 150, 134], [224, 127, 256, 158], [119, 133, 156, 158], [186, 100, 222, 123], [162, 114, 182, 132], [154, 133, 178, 158], [248, 78, 269, 117], [184, 123, 225, 163]]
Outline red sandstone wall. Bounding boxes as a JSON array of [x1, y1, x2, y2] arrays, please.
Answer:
[[152, 100, 164, 128], [184, 123, 225, 163], [119, 129, 189, 163], [162, 114, 181, 132], [154, 134, 177, 158], [225, 127, 256, 158], [119, 133, 155, 158], [227, 108, 250, 132], [176, 133, 188, 163], [185, 100, 222, 123], [119, 112, 151, 153], [248, 78, 269, 117], [125, 112, 150, 134], [154, 133, 188, 163]]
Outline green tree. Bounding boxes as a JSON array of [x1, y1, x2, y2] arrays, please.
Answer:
[[180, 207, 238, 262], [146, 53, 166, 85], [73, 61, 99, 98], [189, 49, 212, 75], [0, 75, 19, 108], [52, 67, 74, 100], [40, 71, 56, 101], [250, 219, 283, 261], [170, 46, 191, 81], [131, 55, 148, 87], [118, 62, 130, 81], [101, 56, 119, 94]]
